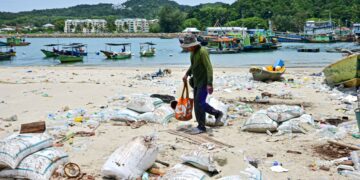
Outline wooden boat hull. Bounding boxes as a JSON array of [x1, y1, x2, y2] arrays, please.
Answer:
[[323, 54, 360, 87], [0, 54, 11, 60], [7, 42, 31, 46], [101, 50, 131, 60], [250, 66, 286, 82], [41, 49, 58, 58], [58, 55, 83, 63], [140, 52, 155, 57]]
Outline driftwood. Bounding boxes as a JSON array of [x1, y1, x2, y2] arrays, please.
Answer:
[[166, 129, 234, 148], [238, 99, 312, 107], [155, 159, 170, 167], [327, 140, 360, 150], [20, 121, 46, 134]]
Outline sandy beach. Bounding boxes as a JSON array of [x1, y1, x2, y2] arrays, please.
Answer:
[[0, 66, 358, 179]]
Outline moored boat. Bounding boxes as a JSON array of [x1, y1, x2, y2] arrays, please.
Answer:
[[41, 44, 61, 58], [101, 43, 132, 60], [297, 48, 320, 52], [6, 37, 31, 46], [0, 53, 11, 61], [58, 55, 83, 63], [57, 44, 86, 63], [250, 60, 286, 81], [323, 54, 360, 88], [140, 42, 156, 57]]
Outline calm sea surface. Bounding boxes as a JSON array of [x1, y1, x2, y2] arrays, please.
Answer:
[[0, 37, 358, 67]]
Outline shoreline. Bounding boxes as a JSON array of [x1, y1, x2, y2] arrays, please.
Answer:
[[0, 33, 181, 38]]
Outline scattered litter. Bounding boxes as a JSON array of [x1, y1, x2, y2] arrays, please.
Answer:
[[206, 97, 229, 126], [64, 162, 81, 178], [127, 95, 163, 113], [102, 136, 158, 179], [160, 164, 206, 180], [270, 164, 288, 173], [0, 133, 53, 168], [181, 150, 219, 173], [0, 147, 68, 180], [20, 121, 46, 134], [110, 109, 140, 122], [267, 105, 304, 123], [0, 115, 18, 122], [138, 104, 174, 124], [242, 110, 278, 133]]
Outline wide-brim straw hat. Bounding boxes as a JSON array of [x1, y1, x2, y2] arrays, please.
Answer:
[[181, 34, 201, 48]]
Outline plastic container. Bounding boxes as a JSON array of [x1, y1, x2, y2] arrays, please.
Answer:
[[355, 108, 360, 132]]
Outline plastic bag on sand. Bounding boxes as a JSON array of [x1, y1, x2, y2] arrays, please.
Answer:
[[242, 110, 278, 133], [219, 175, 242, 180], [110, 109, 139, 122], [138, 105, 174, 124], [0, 133, 53, 169], [277, 114, 314, 133], [102, 136, 159, 179], [316, 125, 347, 140], [206, 97, 229, 126], [0, 147, 68, 180], [127, 95, 163, 113], [181, 150, 219, 173], [267, 105, 304, 123], [161, 164, 206, 180]]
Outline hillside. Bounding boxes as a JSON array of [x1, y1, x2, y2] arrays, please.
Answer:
[[0, 0, 189, 27]]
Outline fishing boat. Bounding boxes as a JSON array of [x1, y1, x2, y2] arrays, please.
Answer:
[[58, 44, 85, 63], [323, 54, 360, 88], [0, 53, 11, 61], [6, 37, 31, 46], [250, 60, 286, 81], [41, 44, 61, 58], [206, 37, 242, 54], [275, 32, 306, 43], [304, 35, 336, 43], [140, 42, 156, 57], [0, 42, 15, 59], [100, 43, 132, 60]]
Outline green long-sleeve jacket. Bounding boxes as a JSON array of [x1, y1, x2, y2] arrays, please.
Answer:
[[186, 47, 213, 87]]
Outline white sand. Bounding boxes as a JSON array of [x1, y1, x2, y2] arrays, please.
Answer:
[[0, 66, 356, 179]]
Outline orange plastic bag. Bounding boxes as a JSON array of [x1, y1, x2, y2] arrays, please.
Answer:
[[175, 82, 193, 121]]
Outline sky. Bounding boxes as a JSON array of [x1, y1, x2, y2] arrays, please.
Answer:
[[0, 0, 236, 12]]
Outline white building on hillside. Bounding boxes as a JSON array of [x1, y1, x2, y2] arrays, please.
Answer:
[[115, 18, 154, 33], [64, 19, 107, 33], [43, 23, 55, 29], [205, 27, 247, 36]]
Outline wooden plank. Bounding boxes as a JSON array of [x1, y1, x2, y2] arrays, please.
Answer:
[[20, 121, 46, 134], [327, 140, 360, 150]]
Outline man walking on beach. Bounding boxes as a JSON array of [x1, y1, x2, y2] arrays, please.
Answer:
[[181, 34, 223, 135]]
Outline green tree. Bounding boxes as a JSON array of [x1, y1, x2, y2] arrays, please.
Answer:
[[225, 17, 267, 29], [149, 23, 161, 33], [182, 18, 201, 29], [159, 6, 185, 33]]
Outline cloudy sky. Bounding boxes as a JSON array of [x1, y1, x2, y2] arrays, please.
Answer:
[[0, 0, 236, 12]]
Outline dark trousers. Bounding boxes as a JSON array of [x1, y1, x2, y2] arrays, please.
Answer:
[[194, 86, 219, 130]]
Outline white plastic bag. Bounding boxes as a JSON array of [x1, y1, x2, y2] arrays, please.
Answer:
[[110, 109, 140, 122], [102, 136, 159, 179], [277, 114, 314, 133], [181, 150, 219, 172], [206, 97, 229, 126], [267, 105, 304, 123], [242, 110, 278, 133], [161, 164, 206, 180], [0, 133, 53, 169], [138, 105, 174, 124], [127, 95, 163, 113], [0, 147, 68, 180]]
